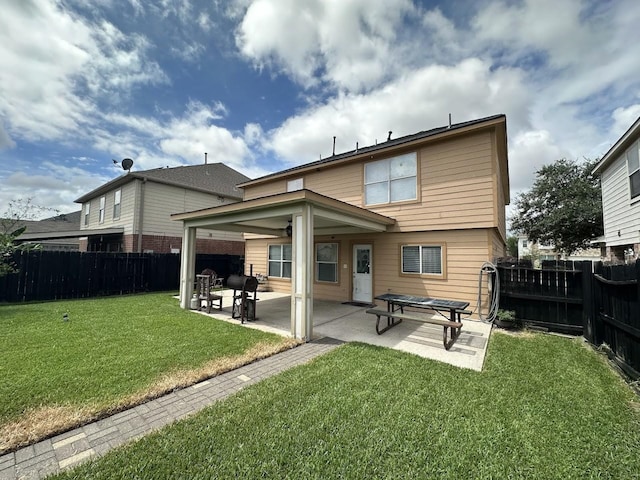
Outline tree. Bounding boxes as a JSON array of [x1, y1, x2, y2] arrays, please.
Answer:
[[510, 158, 603, 256], [506, 235, 519, 257], [0, 198, 55, 276]]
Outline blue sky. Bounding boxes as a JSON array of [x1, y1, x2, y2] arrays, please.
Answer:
[[1, 0, 640, 217]]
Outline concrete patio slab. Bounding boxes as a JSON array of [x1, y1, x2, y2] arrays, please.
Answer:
[[193, 291, 492, 371]]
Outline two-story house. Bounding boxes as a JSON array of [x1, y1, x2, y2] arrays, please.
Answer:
[[592, 116, 640, 262], [75, 163, 250, 254], [173, 114, 510, 340]]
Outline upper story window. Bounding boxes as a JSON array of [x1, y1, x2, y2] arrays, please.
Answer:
[[287, 178, 303, 192], [113, 189, 121, 220], [316, 243, 338, 283], [401, 245, 443, 276], [364, 152, 417, 205], [99, 196, 105, 224], [627, 141, 640, 199], [84, 203, 90, 226], [268, 244, 292, 278]]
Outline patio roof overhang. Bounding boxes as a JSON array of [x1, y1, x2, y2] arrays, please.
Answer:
[[173, 189, 396, 342], [171, 189, 396, 236]]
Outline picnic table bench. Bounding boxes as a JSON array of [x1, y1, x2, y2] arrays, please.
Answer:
[[367, 293, 471, 350]]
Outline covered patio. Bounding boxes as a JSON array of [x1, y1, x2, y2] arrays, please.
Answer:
[[189, 290, 491, 371], [172, 190, 396, 342]]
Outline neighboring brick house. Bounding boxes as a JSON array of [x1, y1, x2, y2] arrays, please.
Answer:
[[174, 114, 510, 340], [74, 163, 249, 254], [592, 116, 640, 263]]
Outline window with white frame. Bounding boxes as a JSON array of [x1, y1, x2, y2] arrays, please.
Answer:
[[84, 203, 90, 226], [268, 244, 292, 278], [627, 141, 640, 199], [113, 189, 121, 219], [99, 196, 105, 223], [364, 152, 417, 205], [401, 245, 443, 275], [316, 243, 338, 282], [287, 178, 303, 192]]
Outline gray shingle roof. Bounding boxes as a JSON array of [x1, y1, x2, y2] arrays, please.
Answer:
[[11, 210, 82, 234], [75, 163, 250, 203]]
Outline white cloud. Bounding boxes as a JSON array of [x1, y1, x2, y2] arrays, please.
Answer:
[[236, 0, 415, 92], [267, 59, 532, 164], [0, 0, 167, 144], [508, 130, 571, 194], [610, 104, 640, 139], [95, 101, 257, 176], [0, 164, 110, 218], [0, 123, 15, 150]]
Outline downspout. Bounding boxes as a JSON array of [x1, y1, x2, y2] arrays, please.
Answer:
[[138, 177, 146, 253]]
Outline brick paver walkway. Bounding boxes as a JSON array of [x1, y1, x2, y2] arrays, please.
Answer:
[[0, 337, 343, 479]]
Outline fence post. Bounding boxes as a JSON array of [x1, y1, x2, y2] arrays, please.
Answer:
[[581, 261, 595, 343]]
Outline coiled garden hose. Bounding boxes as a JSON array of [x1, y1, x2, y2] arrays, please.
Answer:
[[478, 262, 500, 323]]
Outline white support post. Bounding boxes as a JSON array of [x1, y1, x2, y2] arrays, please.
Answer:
[[290, 204, 314, 341], [179, 224, 197, 309]]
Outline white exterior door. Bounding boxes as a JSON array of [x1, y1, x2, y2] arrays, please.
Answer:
[[352, 244, 372, 303]]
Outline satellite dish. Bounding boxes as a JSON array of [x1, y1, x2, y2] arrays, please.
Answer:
[[121, 158, 134, 171]]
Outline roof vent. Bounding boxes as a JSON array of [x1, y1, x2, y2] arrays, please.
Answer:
[[387, 131, 392, 141]]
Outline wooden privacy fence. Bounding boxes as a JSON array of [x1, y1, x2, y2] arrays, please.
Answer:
[[586, 262, 640, 380], [496, 260, 591, 334], [497, 259, 640, 380], [0, 251, 244, 303]]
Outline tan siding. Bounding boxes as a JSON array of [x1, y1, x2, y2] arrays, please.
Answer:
[[242, 131, 500, 232], [243, 180, 288, 200], [118, 182, 137, 234], [143, 183, 244, 242], [490, 229, 505, 261], [304, 164, 363, 206], [80, 182, 137, 235], [247, 228, 496, 311]]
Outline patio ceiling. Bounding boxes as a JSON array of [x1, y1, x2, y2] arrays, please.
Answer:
[[171, 189, 396, 236]]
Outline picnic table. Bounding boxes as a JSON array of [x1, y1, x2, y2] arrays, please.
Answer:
[[367, 293, 471, 350]]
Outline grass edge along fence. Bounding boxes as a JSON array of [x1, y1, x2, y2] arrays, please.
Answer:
[[496, 258, 640, 380], [0, 251, 243, 303]]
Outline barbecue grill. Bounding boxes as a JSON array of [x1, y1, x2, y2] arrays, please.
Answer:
[[228, 274, 259, 323]]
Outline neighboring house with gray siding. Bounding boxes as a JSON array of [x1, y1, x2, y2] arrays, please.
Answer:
[[593, 116, 640, 263], [74, 163, 250, 254]]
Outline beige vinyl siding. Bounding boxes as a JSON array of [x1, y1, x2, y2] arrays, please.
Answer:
[[243, 180, 288, 201], [601, 154, 640, 246], [242, 131, 499, 233], [143, 183, 244, 241], [246, 228, 494, 311], [490, 229, 506, 261], [243, 237, 290, 292], [117, 182, 137, 234], [80, 182, 137, 234], [375, 230, 489, 311]]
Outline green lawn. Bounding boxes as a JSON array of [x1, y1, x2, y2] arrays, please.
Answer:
[[53, 332, 640, 479], [0, 293, 291, 450]]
